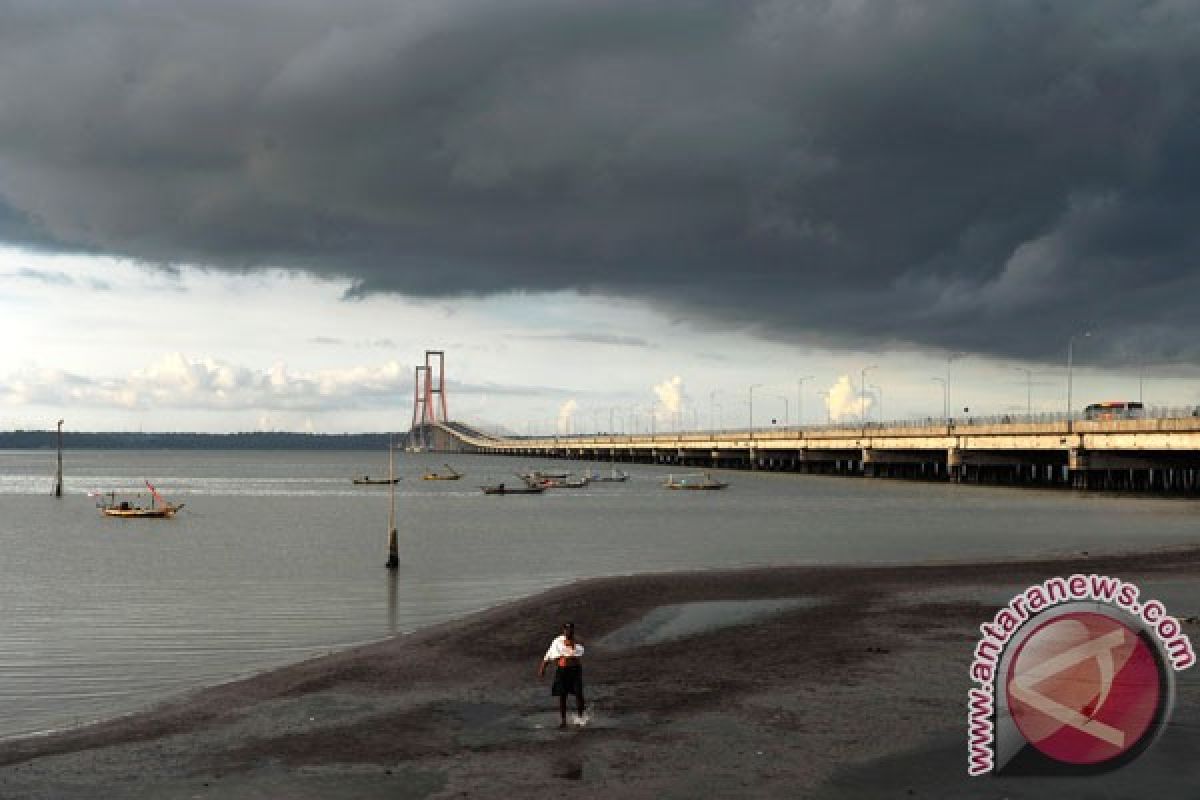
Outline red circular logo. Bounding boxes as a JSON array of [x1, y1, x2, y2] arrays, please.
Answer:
[[1006, 611, 1163, 765]]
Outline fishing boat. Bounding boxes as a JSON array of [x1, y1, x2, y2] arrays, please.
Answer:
[[538, 475, 590, 489], [352, 475, 401, 485], [423, 464, 463, 481], [94, 482, 184, 518], [663, 472, 729, 490], [522, 469, 569, 481], [585, 467, 629, 483], [481, 483, 546, 495]]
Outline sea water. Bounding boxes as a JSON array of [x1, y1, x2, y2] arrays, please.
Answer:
[[2, 448, 1199, 739]]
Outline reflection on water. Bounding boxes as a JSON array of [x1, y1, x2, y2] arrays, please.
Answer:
[[387, 568, 399, 634], [599, 597, 820, 649], [1, 449, 1199, 739]]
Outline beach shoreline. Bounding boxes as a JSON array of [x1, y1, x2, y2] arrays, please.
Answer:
[[4, 546, 1200, 798]]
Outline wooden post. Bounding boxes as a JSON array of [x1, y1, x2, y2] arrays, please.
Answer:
[[54, 419, 64, 498], [386, 435, 399, 569]]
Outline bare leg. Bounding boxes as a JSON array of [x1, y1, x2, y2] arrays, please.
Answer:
[[576, 688, 586, 716], [558, 694, 568, 728]]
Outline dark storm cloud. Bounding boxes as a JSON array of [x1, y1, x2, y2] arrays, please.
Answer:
[[308, 335, 397, 348], [14, 268, 73, 286], [2, 1, 1199, 364], [11, 267, 111, 290], [515, 332, 652, 348]]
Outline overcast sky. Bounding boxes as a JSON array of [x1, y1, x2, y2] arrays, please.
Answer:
[[3, 1, 1200, 433]]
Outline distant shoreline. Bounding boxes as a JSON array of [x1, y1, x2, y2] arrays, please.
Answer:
[[0, 431, 407, 450]]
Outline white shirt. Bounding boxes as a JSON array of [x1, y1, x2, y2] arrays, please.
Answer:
[[543, 634, 584, 662]]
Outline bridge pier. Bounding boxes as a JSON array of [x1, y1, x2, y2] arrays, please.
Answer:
[[446, 417, 1200, 496]]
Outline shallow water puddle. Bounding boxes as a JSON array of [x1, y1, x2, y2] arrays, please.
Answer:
[[598, 597, 821, 649]]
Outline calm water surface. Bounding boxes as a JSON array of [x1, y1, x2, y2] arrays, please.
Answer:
[[1, 449, 1198, 738]]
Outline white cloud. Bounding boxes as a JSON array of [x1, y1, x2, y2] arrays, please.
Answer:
[[0, 353, 408, 413], [653, 375, 684, 414], [824, 374, 872, 422], [557, 398, 578, 433], [3, 246, 1180, 434]]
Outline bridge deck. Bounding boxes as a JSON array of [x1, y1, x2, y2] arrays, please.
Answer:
[[419, 417, 1200, 493]]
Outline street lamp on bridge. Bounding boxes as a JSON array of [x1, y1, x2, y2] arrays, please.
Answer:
[[860, 366, 877, 423], [932, 377, 947, 419], [1014, 368, 1033, 416], [749, 384, 763, 430], [797, 375, 813, 427], [1066, 330, 1091, 418], [946, 353, 964, 421]]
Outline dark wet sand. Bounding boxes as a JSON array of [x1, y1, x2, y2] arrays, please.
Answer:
[[3, 548, 1200, 799]]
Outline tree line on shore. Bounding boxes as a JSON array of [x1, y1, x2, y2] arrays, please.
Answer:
[[0, 431, 407, 450]]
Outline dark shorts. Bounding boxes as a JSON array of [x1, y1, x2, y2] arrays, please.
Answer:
[[551, 664, 584, 698]]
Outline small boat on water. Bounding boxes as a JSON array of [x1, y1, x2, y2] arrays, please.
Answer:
[[523, 469, 569, 480], [481, 483, 546, 495], [538, 475, 590, 488], [423, 464, 463, 481], [521, 469, 589, 488], [663, 472, 729, 490], [585, 467, 629, 483], [352, 475, 401, 485], [94, 482, 184, 518]]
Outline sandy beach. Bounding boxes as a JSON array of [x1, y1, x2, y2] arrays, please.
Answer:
[[3, 547, 1200, 799]]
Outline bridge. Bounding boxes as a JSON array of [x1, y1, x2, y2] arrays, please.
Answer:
[[401, 349, 1200, 492], [417, 415, 1200, 492]]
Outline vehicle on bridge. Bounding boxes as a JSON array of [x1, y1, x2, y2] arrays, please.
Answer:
[[1084, 401, 1145, 421]]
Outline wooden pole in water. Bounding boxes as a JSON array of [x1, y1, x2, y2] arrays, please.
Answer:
[[386, 435, 399, 569], [54, 419, 64, 498]]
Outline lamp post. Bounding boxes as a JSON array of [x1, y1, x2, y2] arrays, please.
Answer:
[[1066, 331, 1091, 419], [946, 353, 963, 421], [776, 395, 790, 427], [860, 366, 877, 423], [932, 377, 947, 419], [1014, 368, 1033, 417], [797, 375, 813, 427], [749, 384, 762, 430]]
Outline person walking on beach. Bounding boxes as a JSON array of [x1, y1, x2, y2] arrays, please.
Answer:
[[538, 621, 586, 729]]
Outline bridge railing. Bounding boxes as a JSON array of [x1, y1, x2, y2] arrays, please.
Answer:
[[501, 405, 1200, 440]]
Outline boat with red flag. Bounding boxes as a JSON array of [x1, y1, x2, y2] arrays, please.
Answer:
[[93, 481, 185, 518]]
